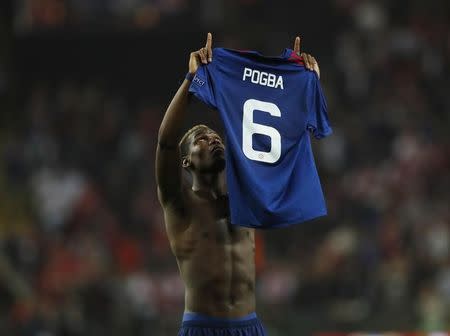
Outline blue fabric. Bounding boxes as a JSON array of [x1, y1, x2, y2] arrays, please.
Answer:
[[178, 312, 267, 336], [189, 47, 332, 228]]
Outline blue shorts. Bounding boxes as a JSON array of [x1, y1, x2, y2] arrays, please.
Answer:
[[178, 312, 267, 336]]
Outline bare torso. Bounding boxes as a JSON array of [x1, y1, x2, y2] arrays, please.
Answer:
[[163, 188, 256, 317]]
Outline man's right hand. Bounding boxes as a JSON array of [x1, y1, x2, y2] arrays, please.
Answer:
[[294, 36, 320, 79], [189, 32, 213, 75]]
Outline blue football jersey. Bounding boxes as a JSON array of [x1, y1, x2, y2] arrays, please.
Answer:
[[188, 47, 332, 228]]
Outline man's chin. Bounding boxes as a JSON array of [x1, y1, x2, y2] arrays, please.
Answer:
[[206, 157, 225, 173], [197, 158, 226, 174], [213, 158, 226, 172]]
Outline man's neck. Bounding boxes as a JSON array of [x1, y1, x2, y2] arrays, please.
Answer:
[[191, 171, 226, 199]]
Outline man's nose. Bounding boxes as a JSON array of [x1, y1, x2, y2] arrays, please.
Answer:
[[209, 138, 220, 145]]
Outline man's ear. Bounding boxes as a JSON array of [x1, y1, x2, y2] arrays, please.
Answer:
[[182, 156, 190, 168]]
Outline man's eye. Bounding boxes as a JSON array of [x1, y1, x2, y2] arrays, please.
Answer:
[[196, 138, 206, 143]]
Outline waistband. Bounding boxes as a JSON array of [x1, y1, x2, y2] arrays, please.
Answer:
[[182, 312, 259, 328]]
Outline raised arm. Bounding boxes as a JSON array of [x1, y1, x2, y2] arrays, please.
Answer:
[[156, 33, 213, 207]]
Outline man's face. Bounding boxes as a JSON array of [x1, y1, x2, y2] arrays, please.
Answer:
[[185, 129, 225, 173]]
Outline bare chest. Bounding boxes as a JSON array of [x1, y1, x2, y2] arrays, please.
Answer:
[[172, 195, 254, 259], [189, 195, 250, 243]]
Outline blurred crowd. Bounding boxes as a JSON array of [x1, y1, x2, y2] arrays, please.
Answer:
[[14, 0, 189, 31], [1, 0, 449, 335]]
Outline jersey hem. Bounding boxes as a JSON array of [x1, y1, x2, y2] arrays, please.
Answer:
[[231, 210, 328, 229]]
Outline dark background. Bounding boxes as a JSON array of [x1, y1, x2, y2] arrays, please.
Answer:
[[0, 0, 449, 335]]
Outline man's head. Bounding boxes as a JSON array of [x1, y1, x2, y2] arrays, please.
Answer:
[[179, 124, 225, 174]]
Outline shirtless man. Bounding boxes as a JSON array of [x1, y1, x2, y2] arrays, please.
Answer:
[[156, 33, 320, 336]]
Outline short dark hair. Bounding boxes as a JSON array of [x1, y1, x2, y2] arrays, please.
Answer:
[[179, 124, 211, 158]]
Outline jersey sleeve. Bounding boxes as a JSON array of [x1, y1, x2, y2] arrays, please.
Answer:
[[306, 74, 332, 139], [188, 63, 217, 109]]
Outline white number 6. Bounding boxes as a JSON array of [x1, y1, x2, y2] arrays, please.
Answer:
[[242, 99, 281, 163]]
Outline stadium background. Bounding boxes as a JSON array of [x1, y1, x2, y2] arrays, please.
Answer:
[[0, 0, 449, 335]]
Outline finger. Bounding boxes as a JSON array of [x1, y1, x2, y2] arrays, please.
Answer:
[[197, 49, 204, 64], [308, 55, 315, 70], [300, 52, 307, 68], [301, 52, 311, 70], [199, 48, 207, 64], [294, 36, 301, 55], [206, 32, 212, 62], [312, 56, 320, 78], [307, 54, 314, 71], [192, 51, 201, 65]]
